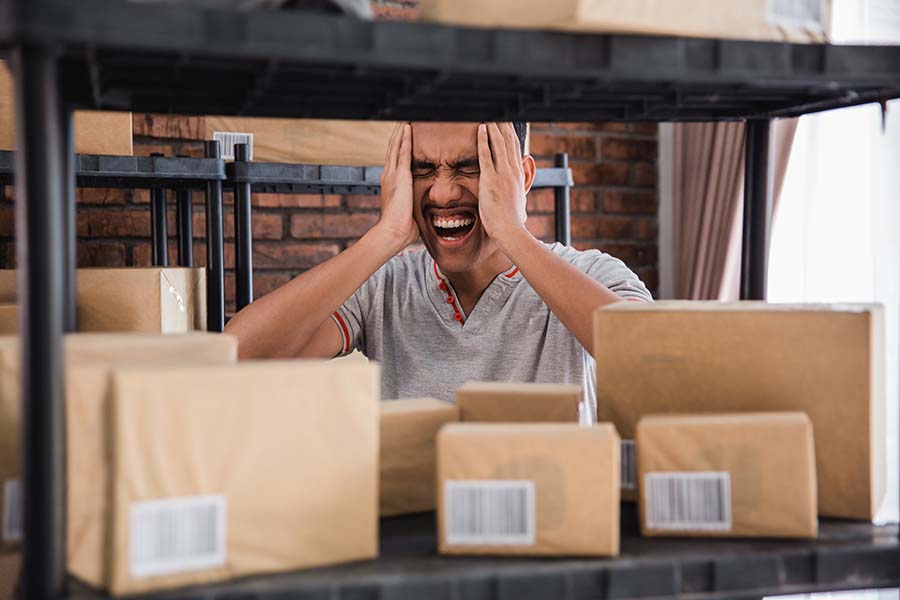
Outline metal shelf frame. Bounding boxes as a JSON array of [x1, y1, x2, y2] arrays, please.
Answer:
[[1, 1, 899, 598]]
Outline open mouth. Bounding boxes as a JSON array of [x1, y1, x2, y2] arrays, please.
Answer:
[[430, 212, 477, 243]]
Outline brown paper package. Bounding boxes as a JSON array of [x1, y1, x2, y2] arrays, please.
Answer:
[[0, 333, 237, 554], [437, 423, 619, 556], [594, 301, 885, 520], [455, 382, 582, 423], [0, 553, 17, 600], [1, 62, 133, 155], [380, 398, 459, 516], [421, 0, 830, 43], [204, 117, 394, 165], [637, 412, 817, 538], [69, 360, 379, 595]]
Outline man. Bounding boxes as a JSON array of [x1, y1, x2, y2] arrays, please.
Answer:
[[225, 122, 651, 414]]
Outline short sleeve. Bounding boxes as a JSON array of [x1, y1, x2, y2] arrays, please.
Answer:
[[578, 249, 653, 302], [330, 262, 388, 357]]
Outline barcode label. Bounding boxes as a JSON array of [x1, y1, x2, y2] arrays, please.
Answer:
[[766, 0, 824, 32], [621, 440, 635, 491], [2, 479, 22, 542], [645, 472, 732, 531], [212, 132, 254, 161], [130, 495, 226, 577], [445, 480, 535, 546]]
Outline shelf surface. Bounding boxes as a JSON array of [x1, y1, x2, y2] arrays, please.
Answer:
[[64, 505, 900, 600], [2, 0, 900, 121]]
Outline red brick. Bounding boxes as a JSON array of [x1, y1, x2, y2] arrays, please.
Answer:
[[224, 271, 292, 304], [637, 267, 659, 292], [526, 189, 555, 213], [133, 114, 205, 140], [525, 215, 554, 240], [254, 193, 342, 208], [635, 219, 658, 241], [0, 207, 13, 237], [527, 134, 596, 160], [631, 122, 658, 136], [631, 162, 657, 188], [571, 189, 597, 212], [1, 185, 13, 203], [601, 137, 657, 162], [130, 241, 179, 267], [571, 216, 633, 240], [596, 243, 657, 268], [77, 210, 150, 237], [603, 190, 657, 215], [372, 4, 419, 20], [571, 162, 629, 186], [77, 241, 127, 267], [253, 242, 340, 269], [344, 195, 381, 210], [598, 122, 629, 133], [77, 188, 128, 205], [290, 213, 379, 239]]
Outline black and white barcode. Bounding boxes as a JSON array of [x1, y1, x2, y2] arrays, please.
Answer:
[[212, 131, 254, 161], [130, 495, 226, 577], [2, 479, 22, 542], [621, 440, 636, 491], [645, 472, 731, 531], [445, 480, 535, 546], [767, 0, 824, 31]]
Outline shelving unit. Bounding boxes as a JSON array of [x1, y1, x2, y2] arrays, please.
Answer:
[[1, 1, 899, 598]]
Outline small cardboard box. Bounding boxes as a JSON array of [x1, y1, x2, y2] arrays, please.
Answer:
[[455, 382, 582, 423], [1, 62, 133, 155], [437, 423, 619, 556], [68, 360, 379, 595], [421, 0, 830, 43], [0, 553, 17, 600], [204, 117, 394, 165], [637, 412, 817, 538], [0, 333, 237, 553], [594, 301, 884, 520], [380, 398, 459, 516]]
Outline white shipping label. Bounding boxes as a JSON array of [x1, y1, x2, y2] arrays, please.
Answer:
[[620, 440, 636, 491], [444, 480, 535, 546], [2, 479, 22, 542], [212, 131, 254, 161], [766, 0, 825, 32], [645, 472, 732, 531], [130, 495, 227, 578]]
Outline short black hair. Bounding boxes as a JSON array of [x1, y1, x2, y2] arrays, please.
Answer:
[[513, 122, 528, 155]]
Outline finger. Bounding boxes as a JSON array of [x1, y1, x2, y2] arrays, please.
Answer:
[[487, 123, 507, 167], [477, 123, 493, 173], [503, 122, 522, 167], [386, 121, 402, 168], [397, 122, 411, 170]]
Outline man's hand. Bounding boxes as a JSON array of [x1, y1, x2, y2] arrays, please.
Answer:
[[375, 122, 419, 252], [476, 122, 529, 246]]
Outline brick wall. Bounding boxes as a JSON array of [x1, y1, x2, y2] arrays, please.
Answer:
[[0, 1, 659, 312]]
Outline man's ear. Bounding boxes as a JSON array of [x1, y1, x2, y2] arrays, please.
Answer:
[[522, 154, 536, 194]]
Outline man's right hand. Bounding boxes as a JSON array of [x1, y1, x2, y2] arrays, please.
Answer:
[[375, 122, 419, 252]]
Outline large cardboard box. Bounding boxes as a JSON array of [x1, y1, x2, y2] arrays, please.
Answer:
[[0, 553, 17, 600], [437, 423, 619, 556], [380, 398, 459, 516], [637, 412, 817, 538], [594, 301, 885, 520], [455, 382, 582, 423], [1, 62, 133, 155], [68, 360, 379, 595], [204, 117, 394, 165], [421, 0, 830, 43], [0, 333, 238, 553]]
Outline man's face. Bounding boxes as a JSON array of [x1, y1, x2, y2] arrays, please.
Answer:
[[410, 122, 503, 274]]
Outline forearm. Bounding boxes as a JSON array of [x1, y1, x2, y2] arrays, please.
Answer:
[[224, 226, 403, 358], [498, 228, 622, 354]]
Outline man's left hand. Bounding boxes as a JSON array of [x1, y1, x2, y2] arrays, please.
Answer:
[[476, 122, 529, 246]]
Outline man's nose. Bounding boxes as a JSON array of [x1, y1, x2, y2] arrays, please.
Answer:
[[428, 172, 463, 205]]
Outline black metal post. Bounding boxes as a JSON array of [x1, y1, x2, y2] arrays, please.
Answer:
[[553, 153, 571, 245], [205, 141, 225, 332], [11, 45, 67, 600], [59, 105, 76, 332], [149, 154, 168, 266], [234, 143, 253, 311], [740, 119, 772, 300], [176, 188, 194, 267]]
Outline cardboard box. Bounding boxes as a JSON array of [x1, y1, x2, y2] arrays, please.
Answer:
[[0, 307, 14, 335], [0, 333, 237, 553], [437, 423, 619, 556], [380, 398, 459, 516], [68, 360, 379, 595], [637, 412, 817, 538], [421, 0, 830, 43], [1, 62, 133, 155], [0, 553, 17, 600], [0, 273, 13, 304], [595, 301, 885, 520], [455, 382, 582, 423], [204, 117, 394, 165]]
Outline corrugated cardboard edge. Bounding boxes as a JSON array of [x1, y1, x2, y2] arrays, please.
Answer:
[[870, 306, 887, 519]]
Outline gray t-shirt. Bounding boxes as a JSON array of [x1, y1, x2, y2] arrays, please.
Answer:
[[331, 242, 652, 415]]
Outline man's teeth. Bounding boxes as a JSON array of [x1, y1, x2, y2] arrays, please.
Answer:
[[432, 215, 475, 229]]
